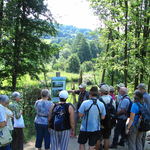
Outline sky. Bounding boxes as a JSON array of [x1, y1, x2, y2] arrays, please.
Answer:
[[46, 0, 99, 30]]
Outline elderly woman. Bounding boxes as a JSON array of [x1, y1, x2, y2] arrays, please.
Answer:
[[0, 95, 12, 150], [7, 91, 24, 150], [126, 90, 148, 150], [34, 89, 53, 150]]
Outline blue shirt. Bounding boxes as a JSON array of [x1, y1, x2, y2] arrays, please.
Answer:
[[131, 102, 148, 126], [117, 94, 130, 120], [143, 92, 150, 112], [34, 100, 53, 125], [79, 98, 106, 132], [0, 104, 6, 122]]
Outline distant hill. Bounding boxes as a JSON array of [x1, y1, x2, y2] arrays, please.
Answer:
[[43, 25, 97, 44]]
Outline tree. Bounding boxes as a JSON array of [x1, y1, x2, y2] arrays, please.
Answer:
[[0, 0, 58, 91], [71, 33, 84, 53], [77, 36, 92, 63], [89, 40, 99, 58], [65, 54, 80, 73]]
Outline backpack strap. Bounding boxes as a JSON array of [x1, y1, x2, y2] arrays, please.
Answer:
[[85, 99, 101, 131]]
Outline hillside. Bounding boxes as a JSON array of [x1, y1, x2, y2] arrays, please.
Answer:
[[44, 25, 97, 44]]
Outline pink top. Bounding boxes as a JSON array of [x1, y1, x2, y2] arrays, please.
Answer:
[[110, 93, 115, 101]]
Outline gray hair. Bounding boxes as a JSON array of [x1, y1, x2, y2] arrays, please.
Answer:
[[12, 92, 20, 101], [0, 95, 9, 103], [41, 89, 50, 98], [120, 87, 128, 94]]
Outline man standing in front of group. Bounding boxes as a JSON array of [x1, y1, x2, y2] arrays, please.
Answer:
[[78, 86, 106, 150], [110, 87, 130, 148], [137, 83, 150, 147], [68, 83, 90, 133]]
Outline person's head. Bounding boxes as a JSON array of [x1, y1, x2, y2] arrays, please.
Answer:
[[79, 83, 86, 93], [89, 86, 99, 97], [109, 86, 115, 94], [41, 89, 50, 99], [133, 90, 144, 103], [59, 90, 68, 102], [137, 83, 146, 93], [100, 84, 110, 96], [119, 87, 127, 96], [98, 83, 106, 89], [116, 83, 125, 92], [12, 92, 20, 102], [0, 95, 9, 107]]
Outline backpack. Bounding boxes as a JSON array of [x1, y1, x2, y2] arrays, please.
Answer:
[[136, 102, 150, 132], [84, 98, 101, 131], [50, 103, 70, 131], [123, 97, 133, 118], [100, 98, 117, 129]]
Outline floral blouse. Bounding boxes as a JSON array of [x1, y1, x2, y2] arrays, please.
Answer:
[[34, 100, 53, 125]]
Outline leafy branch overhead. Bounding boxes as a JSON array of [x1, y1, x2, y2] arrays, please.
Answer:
[[0, 0, 59, 91]]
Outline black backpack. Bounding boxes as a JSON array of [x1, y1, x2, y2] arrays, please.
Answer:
[[100, 98, 117, 129], [136, 102, 150, 132], [50, 103, 70, 131], [84, 98, 101, 131]]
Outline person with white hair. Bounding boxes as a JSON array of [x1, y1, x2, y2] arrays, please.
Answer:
[[110, 87, 130, 148], [0, 95, 12, 150], [7, 91, 24, 150]]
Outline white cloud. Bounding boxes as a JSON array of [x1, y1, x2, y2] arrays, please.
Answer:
[[46, 0, 99, 30]]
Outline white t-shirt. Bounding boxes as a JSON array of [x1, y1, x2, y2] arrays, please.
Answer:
[[0, 104, 6, 122]]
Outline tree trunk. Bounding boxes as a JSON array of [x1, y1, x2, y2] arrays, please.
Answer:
[[124, 0, 128, 87], [140, 0, 149, 83], [12, 1, 25, 91], [101, 29, 111, 83], [148, 78, 150, 94]]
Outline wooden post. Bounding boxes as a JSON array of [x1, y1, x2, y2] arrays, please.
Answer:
[[56, 72, 60, 77]]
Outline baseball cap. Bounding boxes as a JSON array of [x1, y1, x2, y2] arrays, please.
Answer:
[[59, 90, 68, 99], [100, 85, 110, 94], [116, 83, 125, 88], [99, 82, 106, 87], [79, 83, 86, 88], [137, 83, 146, 89]]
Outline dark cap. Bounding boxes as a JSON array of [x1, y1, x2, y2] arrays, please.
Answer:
[[89, 86, 98, 94], [99, 82, 106, 87]]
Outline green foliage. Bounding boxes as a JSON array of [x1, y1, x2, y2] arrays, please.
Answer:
[[65, 54, 81, 73], [77, 36, 92, 63], [81, 61, 94, 72], [0, 0, 58, 91]]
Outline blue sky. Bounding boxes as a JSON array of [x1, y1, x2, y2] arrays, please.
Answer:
[[46, 0, 99, 30]]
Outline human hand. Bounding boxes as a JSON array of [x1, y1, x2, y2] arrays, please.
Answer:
[[70, 131, 75, 137], [126, 129, 130, 135], [20, 110, 23, 115]]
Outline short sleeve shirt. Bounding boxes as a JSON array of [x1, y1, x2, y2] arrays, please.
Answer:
[[34, 100, 53, 125], [78, 98, 106, 132], [117, 94, 130, 120], [131, 102, 148, 126], [0, 104, 6, 122]]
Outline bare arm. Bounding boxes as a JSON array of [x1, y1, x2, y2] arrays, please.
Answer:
[[48, 104, 55, 129], [78, 112, 84, 118], [69, 105, 75, 137], [101, 115, 105, 120], [126, 112, 135, 134], [117, 108, 125, 117], [0, 121, 6, 128]]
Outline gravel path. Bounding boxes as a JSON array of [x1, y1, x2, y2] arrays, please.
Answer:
[[24, 131, 150, 150]]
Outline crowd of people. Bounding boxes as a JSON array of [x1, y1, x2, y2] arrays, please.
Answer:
[[0, 82, 150, 150]]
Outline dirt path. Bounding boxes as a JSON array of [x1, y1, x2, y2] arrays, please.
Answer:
[[24, 131, 150, 150]]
